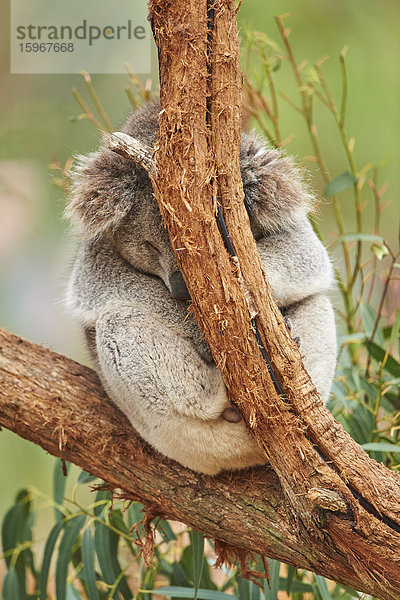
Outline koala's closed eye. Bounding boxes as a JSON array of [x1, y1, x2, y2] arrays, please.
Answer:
[[144, 241, 161, 255]]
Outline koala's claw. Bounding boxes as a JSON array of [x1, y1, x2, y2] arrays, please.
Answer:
[[294, 336, 301, 347], [222, 403, 242, 423]]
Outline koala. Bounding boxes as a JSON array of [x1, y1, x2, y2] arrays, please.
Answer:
[[65, 100, 336, 475]]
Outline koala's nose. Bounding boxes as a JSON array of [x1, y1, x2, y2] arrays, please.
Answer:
[[169, 270, 191, 301]]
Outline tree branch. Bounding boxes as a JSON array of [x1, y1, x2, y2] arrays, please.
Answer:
[[0, 326, 400, 599]]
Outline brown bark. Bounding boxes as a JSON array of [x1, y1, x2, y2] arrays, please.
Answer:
[[0, 326, 400, 599], [149, 0, 400, 549]]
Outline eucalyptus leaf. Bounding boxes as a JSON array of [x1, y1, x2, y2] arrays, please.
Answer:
[[314, 575, 332, 600], [81, 529, 99, 600], [147, 587, 238, 600], [364, 342, 400, 377], [362, 443, 400, 454], [323, 172, 357, 198], [94, 517, 116, 587], [78, 470, 98, 485], [55, 514, 86, 600], [264, 559, 280, 600], [335, 233, 384, 244], [237, 576, 260, 600], [189, 531, 205, 600], [39, 520, 65, 600], [2, 566, 20, 600]]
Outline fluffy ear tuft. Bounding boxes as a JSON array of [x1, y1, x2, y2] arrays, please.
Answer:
[[240, 131, 315, 232], [65, 148, 142, 239], [65, 101, 161, 239]]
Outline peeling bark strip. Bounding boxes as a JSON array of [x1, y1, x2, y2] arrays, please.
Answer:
[[1, 328, 400, 599]]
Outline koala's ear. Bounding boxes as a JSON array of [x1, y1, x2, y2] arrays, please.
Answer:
[[240, 132, 314, 232], [65, 147, 142, 239]]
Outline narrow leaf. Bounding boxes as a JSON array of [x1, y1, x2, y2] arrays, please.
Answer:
[[314, 575, 331, 600], [78, 470, 97, 485], [238, 576, 260, 600], [157, 519, 177, 542], [94, 516, 118, 598], [364, 342, 400, 377], [66, 584, 84, 600], [264, 559, 280, 600], [285, 565, 295, 594], [362, 443, 400, 454], [2, 566, 20, 600], [323, 172, 356, 197], [55, 514, 86, 600], [335, 233, 384, 244], [81, 529, 99, 600], [39, 520, 65, 600], [109, 514, 132, 600], [147, 587, 238, 600], [93, 489, 111, 517], [189, 531, 204, 600]]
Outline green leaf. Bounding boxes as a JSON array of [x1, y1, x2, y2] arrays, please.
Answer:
[[78, 470, 97, 485], [364, 341, 400, 377], [179, 544, 216, 591], [284, 565, 295, 594], [335, 233, 384, 244], [1, 489, 34, 598], [109, 513, 132, 600], [22, 511, 37, 581], [94, 513, 131, 600], [279, 577, 314, 593], [81, 529, 99, 600], [157, 520, 177, 542], [93, 489, 111, 517], [237, 576, 260, 600], [94, 516, 116, 587], [53, 458, 68, 522], [128, 501, 144, 540], [189, 531, 204, 600], [362, 443, 400, 454], [389, 307, 400, 350], [140, 565, 158, 597], [323, 172, 357, 198], [39, 520, 65, 600], [66, 584, 84, 600], [56, 514, 86, 600], [2, 566, 20, 600], [264, 559, 280, 600], [147, 587, 237, 600], [109, 508, 136, 556], [314, 575, 332, 600], [2, 491, 30, 566]]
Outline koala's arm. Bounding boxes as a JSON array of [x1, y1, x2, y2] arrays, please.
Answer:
[[94, 304, 265, 474], [256, 217, 334, 307], [95, 304, 228, 422]]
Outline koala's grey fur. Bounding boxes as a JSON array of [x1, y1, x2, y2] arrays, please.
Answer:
[[65, 101, 337, 475]]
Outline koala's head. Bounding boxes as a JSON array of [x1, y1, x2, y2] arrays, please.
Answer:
[[66, 101, 312, 301]]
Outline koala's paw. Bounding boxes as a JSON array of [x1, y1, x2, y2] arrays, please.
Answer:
[[281, 312, 301, 348], [222, 402, 242, 423]]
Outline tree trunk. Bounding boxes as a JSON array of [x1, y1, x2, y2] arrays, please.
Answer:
[[147, 0, 400, 584]]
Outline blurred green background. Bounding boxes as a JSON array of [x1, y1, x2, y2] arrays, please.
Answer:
[[0, 0, 399, 521]]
